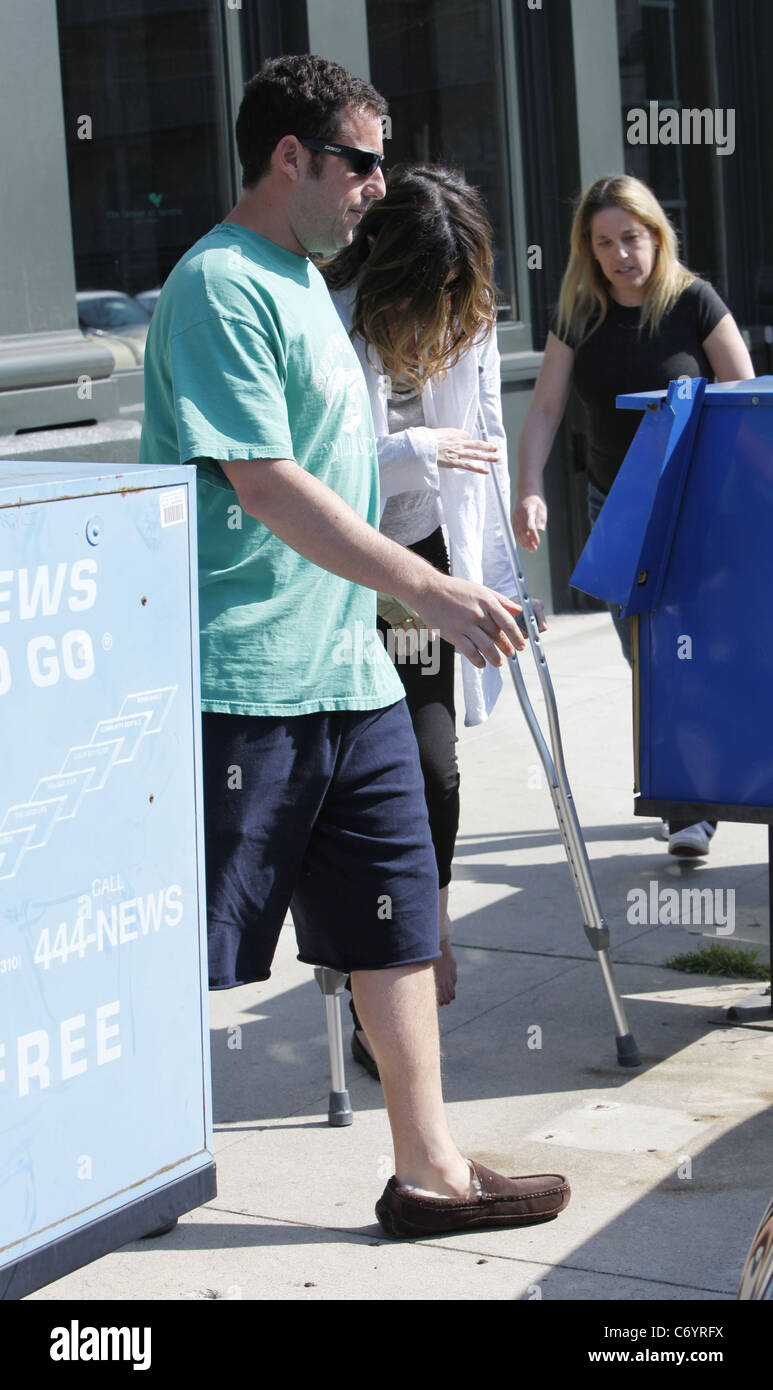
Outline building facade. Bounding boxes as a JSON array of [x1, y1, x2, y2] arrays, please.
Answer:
[[1, 0, 770, 607]]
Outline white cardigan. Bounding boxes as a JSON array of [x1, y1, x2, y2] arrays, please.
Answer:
[[332, 287, 515, 726]]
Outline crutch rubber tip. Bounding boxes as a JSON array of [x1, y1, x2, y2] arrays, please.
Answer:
[[328, 1090, 353, 1126], [616, 1033, 642, 1067]]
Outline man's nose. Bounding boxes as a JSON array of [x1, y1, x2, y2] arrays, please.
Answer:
[[364, 164, 386, 201]]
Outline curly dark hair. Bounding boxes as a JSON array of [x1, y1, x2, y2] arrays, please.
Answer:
[[322, 164, 497, 387], [236, 54, 388, 188]]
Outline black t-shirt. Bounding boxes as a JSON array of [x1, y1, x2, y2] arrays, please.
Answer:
[[555, 279, 729, 494]]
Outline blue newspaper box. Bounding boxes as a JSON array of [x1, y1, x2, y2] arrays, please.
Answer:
[[571, 375, 773, 825], [0, 462, 215, 1299]]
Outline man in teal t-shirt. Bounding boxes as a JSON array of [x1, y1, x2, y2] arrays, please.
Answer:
[[143, 218, 401, 715], [140, 55, 569, 1238]]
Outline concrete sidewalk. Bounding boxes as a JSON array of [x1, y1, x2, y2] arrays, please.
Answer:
[[29, 614, 772, 1302]]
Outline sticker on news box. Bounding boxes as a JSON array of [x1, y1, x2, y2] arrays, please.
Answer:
[[160, 487, 186, 527]]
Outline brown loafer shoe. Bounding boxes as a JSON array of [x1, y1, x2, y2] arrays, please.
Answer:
[[375, 1161, 570, 1238]]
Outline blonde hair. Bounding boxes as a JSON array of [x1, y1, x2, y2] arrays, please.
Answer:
[[557, 174, 695, 344]]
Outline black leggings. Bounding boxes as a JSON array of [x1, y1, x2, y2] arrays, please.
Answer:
[[378, 526, 460, 890]]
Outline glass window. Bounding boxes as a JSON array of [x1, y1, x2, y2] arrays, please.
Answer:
[[365, 0, 517, 320], [616, 0, 729, 289], [617, 0, 687, 254], [56, 0, 234, 301]]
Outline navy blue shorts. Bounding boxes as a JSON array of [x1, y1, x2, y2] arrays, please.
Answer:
[[202, 700, 440, 988]]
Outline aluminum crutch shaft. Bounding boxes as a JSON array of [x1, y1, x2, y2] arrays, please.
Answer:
[[314, 967, 354, 1124], [482, 426, 640, 1066]]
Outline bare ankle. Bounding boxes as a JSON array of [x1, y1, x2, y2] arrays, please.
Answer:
[[396, 1154, 472, 1198]]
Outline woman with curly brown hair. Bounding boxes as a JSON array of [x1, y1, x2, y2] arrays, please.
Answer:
[[324, 164, 528, 1073]]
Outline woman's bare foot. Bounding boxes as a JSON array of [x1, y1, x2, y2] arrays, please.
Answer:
[[434, 887, 457, 1005], [434, 936, 457, 1005]]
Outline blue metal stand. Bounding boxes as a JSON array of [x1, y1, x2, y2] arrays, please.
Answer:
[[573, 376, 773, 1022]]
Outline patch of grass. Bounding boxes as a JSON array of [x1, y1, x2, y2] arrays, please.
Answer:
[[663, 942, 770, 980]]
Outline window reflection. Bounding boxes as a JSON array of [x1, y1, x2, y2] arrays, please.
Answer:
[[57, 0, 232, 301], [617, 0, 687, 254], [365, 0, 516, 319]]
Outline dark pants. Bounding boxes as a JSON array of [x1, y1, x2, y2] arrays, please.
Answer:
[[378, 527, 460, 890]]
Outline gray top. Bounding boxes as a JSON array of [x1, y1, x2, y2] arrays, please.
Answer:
[[379, 374, 442, 547]]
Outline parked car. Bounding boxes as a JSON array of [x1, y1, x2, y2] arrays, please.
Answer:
[[134, 287, 162, 318], [76, 290, 150, 366]]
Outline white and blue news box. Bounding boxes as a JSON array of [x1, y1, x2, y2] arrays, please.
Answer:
[[0, 462, 215, 1298]]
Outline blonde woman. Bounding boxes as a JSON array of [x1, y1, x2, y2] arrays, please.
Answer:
[[514, 173, 753, 856]]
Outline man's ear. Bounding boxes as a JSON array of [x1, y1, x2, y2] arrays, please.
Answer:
[[272, 134, 304, 182]]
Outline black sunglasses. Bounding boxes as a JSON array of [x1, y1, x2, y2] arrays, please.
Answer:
[[299, 138, 384, 177]]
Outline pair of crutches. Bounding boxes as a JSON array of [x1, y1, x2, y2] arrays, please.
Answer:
[[315, 437, 640, 1125]]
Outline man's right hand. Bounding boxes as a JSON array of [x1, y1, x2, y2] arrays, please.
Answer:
[[408, 572, 527, 669], [432, 428, 498, 474]]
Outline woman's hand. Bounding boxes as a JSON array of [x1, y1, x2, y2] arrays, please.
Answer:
[[432, 428, 498, 473], [513, 493, 548, 551], [515, 596, 548, 635], [513, 331, 573, 550]]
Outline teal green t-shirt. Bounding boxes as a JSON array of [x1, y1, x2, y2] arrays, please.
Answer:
[[140, 223, 403, 715]]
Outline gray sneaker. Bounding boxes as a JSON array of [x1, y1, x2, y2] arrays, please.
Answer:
[[668, 821, 715, 857]]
